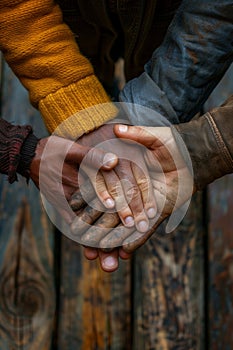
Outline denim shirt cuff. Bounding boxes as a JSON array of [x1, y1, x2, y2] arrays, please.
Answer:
[[119, 72, 179, 126]]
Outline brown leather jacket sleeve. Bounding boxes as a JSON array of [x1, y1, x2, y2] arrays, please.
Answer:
[[171, 95, 233, 190]]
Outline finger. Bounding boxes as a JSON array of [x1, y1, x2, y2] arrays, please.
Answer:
[[88, 159, 150, 233], [69, 180, 95, 211], [87, 147, 119, 170], [98, 249, 119, 272], [113, 159, 149, 233], [91, 171, 115, 209], [131, 162, 157, 219], [119, 247, 132, 260], [80, 212, 120, 247], [101, 169, 136, 228], [114, 124, 156, 148], [47, 190, 77, 224], [67, 143, 118, 170], [83, 246, 98, 260], [99, 224, 135, 249], [122, 215, 165, 253], [70, 198, 104, 236]]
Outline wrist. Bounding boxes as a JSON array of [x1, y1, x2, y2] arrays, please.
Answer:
[[17, 133, 39, 182]]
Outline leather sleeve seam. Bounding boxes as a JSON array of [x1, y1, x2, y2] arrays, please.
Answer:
[[205, 112, 233, 171]]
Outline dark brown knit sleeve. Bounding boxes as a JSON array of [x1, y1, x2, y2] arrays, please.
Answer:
[[0, 118, 38, 183]]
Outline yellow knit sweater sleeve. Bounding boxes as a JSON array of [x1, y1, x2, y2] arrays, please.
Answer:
[[0, 0, 117, 137]]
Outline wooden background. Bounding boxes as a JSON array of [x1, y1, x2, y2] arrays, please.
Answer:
[[0, 56, 233, 349]]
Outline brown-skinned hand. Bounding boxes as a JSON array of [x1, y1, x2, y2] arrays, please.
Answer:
[[73, 125, 195, 271], [29, 135, 117, 223]]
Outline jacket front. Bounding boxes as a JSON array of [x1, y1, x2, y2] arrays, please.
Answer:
[[57, 0, 181, 86]]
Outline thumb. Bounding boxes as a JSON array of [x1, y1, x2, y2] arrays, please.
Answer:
[[114, 124, 156, 148], [66, 143, 118, 170]]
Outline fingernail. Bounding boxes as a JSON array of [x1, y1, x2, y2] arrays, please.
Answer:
[[125, 216, 134, 227], [103, 256, 117, 268], [118, 125, 128, 133], [105, 198, 115, 208], [137, 220, 148, 233], [103, 153, 117, 167], [147, 207, 157, 218]]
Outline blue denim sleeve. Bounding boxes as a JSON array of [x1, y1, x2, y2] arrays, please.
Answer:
[[120, 0, 233, 125]]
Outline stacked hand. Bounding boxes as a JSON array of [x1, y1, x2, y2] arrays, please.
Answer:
[[29, 123, 158, 271], [76, 124, 157, 231], [29, 123, 194, 272], [29, 134, 118, 223], [69, 124, 194, 271]]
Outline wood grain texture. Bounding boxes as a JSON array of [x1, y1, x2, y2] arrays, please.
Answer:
[[133, 193, 205, 350], [57, 235, 132, 350], [208, 175, 233, 350], [205, 63, 233, 350], [56, 193, 204, 350], [0, 61, 55, 350]]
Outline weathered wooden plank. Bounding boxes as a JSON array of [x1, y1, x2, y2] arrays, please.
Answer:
[[0, 53, 2, 100], [133, 192, 205, 350], [57, 195, 205, 350], [57, 235, 132, 350], [0, 61, 56, 350], [206, 63, 233, 350], [208, 176, 233, 350]]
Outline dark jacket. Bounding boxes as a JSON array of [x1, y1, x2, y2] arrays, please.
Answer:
[[57, 0, 181, 86]]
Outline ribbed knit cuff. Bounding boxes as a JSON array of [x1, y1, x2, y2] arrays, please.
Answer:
[[17, 133, 39, 182], [39, 75, 118, 139]]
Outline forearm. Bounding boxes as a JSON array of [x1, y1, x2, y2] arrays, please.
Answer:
[[172, 95, 233, 190], [0, 0, 116, 137], [0, 118, 38, 183], [120, 0, 233, 125]]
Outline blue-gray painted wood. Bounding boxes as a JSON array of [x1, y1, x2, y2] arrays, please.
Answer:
[[0, 60, 55, 350]]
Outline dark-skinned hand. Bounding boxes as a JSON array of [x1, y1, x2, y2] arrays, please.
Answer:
[[71, 125, 195, 271]]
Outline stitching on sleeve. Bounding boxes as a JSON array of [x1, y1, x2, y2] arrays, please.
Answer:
[[205, 112, 233, 171]]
